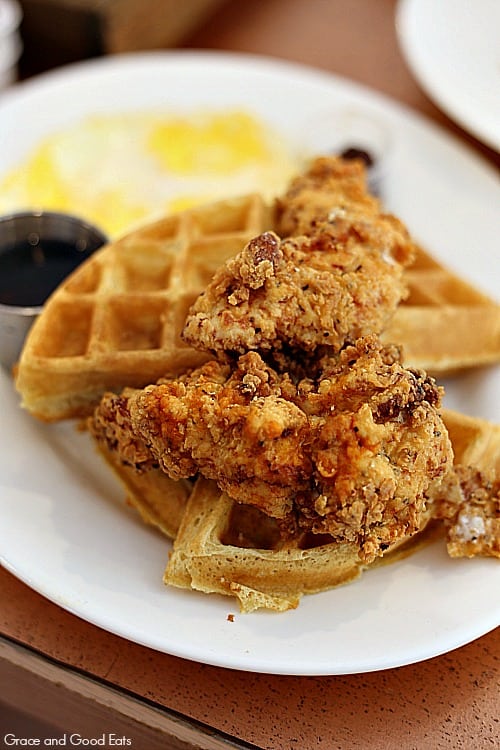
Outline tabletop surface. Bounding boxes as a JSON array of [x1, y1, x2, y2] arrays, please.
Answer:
[[2, 1, 499, 748]]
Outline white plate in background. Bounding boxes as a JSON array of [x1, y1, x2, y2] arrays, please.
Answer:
[[0, 52, 499, 675], [397, 0, 500, 152]]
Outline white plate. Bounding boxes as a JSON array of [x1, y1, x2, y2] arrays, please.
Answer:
[[1, 52, 499, 676], [397, 0, 500, 152]]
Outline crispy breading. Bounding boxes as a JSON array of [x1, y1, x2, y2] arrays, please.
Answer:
[[90, 354, 311, 520], [182, 228, 410, 359], [91, 336, 452, 562], [128, 353, 310, 520], [292, 337, 453, 560], [274, 155, 409, 245], [182, 157, 416, 360], [431, 466, 500, 558], [90, 387, 158, 473]]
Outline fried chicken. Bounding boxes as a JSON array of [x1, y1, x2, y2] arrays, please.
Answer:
[[91, 336, 453, 561], [274, 154, 402, 238], [430, 465, 500, 558], [90, 387, 158, 473], [93, 353, 311, 520], [182, 157, 416, 360], [292, 338, 453, 560]]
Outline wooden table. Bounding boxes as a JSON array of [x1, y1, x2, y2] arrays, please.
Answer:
[[2, 1, 499, 747]]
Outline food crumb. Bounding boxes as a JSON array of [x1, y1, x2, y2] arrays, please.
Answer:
[[227, 613, 235, 622]]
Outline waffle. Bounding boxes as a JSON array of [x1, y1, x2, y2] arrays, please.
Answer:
[[442, 408, 500, 476], [163, 408, 500, 612], [94, 438, 192, 540], [15, 194, 272, 421], [383, 245, 500, 375], [165, 477, 378, 612]]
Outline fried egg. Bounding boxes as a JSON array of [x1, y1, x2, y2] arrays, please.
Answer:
[[0, 110, 299, 237]]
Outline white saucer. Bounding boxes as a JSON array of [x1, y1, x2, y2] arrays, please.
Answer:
[[397, 0, 500, 152]]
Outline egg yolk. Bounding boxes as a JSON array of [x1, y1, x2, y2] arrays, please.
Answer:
[[147, 111, 270, 173]]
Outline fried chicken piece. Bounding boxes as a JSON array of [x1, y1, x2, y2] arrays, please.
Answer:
[[94, 353, 312, 520], [182, 158, 415, 360], [97, 336, 452, 562], [274, 155, 395, 237], [431, 466, 500, 558], [182, 228, 411, 360], [89, 387, 158, 473], [291, 337, 452, 560]]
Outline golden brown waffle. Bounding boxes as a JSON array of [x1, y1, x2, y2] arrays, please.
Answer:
[[163, 409, 500, 612], [164, 477, 374, 612], [383, 246, 500, 375], [164, 478, 440, 612], [15, 195, 272, 421], [94, 439, 192, 540], [442, 408, 500, 476]]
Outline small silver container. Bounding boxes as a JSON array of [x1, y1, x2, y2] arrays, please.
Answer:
[[0, 211, 107, 370]]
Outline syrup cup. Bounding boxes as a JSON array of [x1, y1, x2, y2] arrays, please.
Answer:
[[0, 211, 107, 370]]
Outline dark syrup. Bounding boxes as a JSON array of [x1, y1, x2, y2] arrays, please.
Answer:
[[340, 146, 375, 168], [0, 238, 95, 307]]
